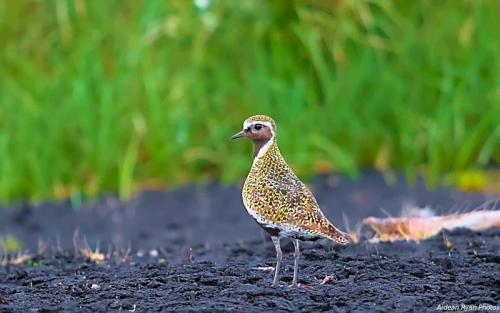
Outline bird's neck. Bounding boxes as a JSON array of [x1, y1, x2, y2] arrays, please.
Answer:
[[252, 137, 279, 163]]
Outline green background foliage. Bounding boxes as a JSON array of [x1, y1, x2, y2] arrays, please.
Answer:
[[0, 0, 499, 202]]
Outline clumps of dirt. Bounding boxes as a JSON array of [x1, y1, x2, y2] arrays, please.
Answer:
[[0, 228, 498, 312], [0, 172, 498, 311]]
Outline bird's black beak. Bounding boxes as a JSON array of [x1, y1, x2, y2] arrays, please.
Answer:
[[230, 130, 245, 140]]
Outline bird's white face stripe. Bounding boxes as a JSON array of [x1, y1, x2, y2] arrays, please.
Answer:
[[243, 121, 274, 135]]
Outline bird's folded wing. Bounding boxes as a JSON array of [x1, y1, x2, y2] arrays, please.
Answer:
[[268, 179, 351, 243]]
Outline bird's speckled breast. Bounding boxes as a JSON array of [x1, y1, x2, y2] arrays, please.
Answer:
[[241, 140, 341, 241], [243, 142, 284, 219], [243, 142, 312, 229]]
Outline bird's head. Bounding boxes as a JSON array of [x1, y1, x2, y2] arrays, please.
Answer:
[[230, 115, 276, 143]]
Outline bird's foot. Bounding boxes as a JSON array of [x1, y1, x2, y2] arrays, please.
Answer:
[[271, 282, 285, 288], [287, 283, 313, 290], [288, 282, 298, 288]]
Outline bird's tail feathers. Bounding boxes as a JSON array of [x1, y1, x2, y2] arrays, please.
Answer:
[[323, 224, 352, 244]]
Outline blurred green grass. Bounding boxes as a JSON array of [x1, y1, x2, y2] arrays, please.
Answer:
[[0, 0, 499, 202]]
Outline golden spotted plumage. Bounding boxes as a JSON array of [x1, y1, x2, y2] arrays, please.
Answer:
[[241, 115, 350, 244], [232, 114, 351, 287]]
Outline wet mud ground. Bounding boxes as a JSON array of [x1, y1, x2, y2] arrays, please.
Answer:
[[0, 171, 499, 312]]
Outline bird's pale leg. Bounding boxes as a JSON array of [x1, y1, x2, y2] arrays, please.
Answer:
[[271, 236, 282, 287], [292, 239, 300, 287]]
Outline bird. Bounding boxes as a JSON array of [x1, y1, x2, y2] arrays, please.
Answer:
[[231, 114, 352, 287]]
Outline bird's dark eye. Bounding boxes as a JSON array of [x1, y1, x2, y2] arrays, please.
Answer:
[[254, 123, 263, 130]]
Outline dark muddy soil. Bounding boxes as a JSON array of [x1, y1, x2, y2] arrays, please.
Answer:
[[0, 171, 499, 312]]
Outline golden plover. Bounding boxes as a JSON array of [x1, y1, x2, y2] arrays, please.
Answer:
[[231, 115, 352, 287]]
